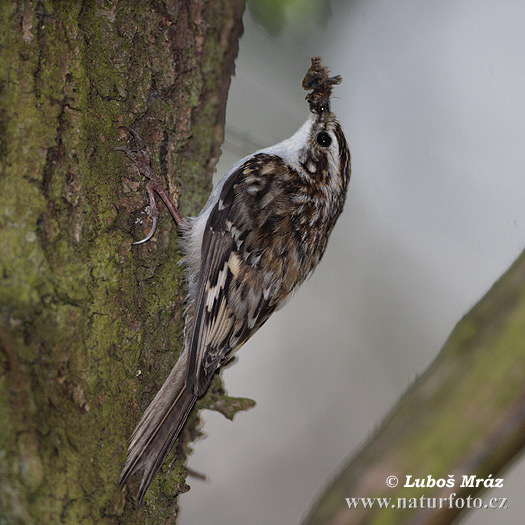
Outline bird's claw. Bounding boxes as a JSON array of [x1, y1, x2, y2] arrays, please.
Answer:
[[115, 126, 183, 244], [132, 213, 158, 245], [114, 127, 155, 179]]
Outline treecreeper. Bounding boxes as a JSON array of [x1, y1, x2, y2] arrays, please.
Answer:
[[116, 57, 351, 504]]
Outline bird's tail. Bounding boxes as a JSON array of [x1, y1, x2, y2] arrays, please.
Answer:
[[119, 351, 197, 504]]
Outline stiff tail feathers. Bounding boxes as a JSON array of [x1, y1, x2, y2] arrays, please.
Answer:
[[119, 351, 197, 504]]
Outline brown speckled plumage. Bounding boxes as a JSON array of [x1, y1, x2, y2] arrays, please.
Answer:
[[117, 57, 351, 504]]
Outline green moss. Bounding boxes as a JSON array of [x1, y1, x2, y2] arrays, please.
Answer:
[[1, 1, 245, 522]]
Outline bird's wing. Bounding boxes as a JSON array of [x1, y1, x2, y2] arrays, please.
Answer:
[[186, 153, 297, 395]]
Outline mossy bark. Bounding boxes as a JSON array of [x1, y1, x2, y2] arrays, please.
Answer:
[[0, 1, 245, 523], [303, 249, 525, 525]]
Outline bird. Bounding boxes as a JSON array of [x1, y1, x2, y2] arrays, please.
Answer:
[[116, 57, 351, 504]]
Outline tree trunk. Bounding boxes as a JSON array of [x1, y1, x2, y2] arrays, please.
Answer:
[[303, 249, 525, 525], [0, 1, 245, 522]]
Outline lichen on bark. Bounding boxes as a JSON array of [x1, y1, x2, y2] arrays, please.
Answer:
[[0, 1, 245, 522]]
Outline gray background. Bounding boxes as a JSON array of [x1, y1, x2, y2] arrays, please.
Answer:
[[180, 2, 525, 524]]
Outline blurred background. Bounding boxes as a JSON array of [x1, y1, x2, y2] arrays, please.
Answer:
[[180, 2, 525, 524]]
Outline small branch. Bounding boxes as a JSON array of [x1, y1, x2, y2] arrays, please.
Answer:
[[303, 249, 525, 525]]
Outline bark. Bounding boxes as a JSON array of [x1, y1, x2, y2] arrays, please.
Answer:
[[0, 1, 246, 523], [303, 249, 525, 525]]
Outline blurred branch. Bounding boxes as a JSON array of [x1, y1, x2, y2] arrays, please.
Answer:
[[248, 0, 332, 35], [303, 248, 525, 525]]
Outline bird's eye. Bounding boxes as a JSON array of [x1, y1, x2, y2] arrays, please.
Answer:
[[316, 131, 332, 147]]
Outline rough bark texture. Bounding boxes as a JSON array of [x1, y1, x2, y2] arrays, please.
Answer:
[[303, 249, 525, 525], [0, 1, 246, 523]]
